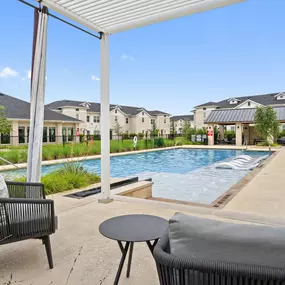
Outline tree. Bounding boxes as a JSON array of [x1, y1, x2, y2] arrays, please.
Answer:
[[0, 106, 12, 136], [254, 106, 280, 144], [113, 121, 122, 140], [170, 120, 175, 135], [150, 122, 158, 138]]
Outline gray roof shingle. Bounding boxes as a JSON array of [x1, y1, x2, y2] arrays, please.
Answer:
[[46, 100, 170, 116], [0, 93, 81, 122], [194, 101, 217, 108], [216, 92, 285, 109], [205, 106, 285, 124], [171, 115, 194, 122]]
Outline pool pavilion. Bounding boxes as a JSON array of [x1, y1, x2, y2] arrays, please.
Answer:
[[205, 106, 285, 145]]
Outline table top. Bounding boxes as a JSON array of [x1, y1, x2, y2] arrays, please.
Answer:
[[99, 214, 168, 242]]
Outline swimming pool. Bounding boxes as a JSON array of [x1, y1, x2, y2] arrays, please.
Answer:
[[2, 149, 269, 204]]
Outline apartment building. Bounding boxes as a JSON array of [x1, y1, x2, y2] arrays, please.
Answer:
[[46, 100, 171, 137], [193, 92, 285, 130], [0, 93, 81, 146], [170, 115, 194, 134]]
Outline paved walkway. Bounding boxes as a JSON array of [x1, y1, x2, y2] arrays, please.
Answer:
[[222, 148, 285, 219]]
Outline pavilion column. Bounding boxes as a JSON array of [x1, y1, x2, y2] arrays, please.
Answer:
[[207, 124, 214, 146], [243, 124, 249, 145], [219, 125, 225, 140], [98, 33, 112, 204], [235, 123, 242, 146]]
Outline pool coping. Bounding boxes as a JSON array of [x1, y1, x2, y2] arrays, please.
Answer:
[[0, 145, 278, 172]]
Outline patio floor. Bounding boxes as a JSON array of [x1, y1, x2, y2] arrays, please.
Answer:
[[1, 148, 285, 285]]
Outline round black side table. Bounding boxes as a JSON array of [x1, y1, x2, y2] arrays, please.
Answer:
[[99, 214, 168, 285]]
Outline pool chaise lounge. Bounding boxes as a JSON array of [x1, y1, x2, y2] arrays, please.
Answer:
[[215, 155, 268, 170], [154, 213, 285, 285]]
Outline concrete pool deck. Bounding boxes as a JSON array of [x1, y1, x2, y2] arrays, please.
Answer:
[[1, 147, 285, 284], [221, 147, 285, 218]]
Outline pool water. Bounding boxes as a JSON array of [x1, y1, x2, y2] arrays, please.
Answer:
[[2, 149, 269, 204]]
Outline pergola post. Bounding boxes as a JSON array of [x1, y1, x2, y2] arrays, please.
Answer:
[[98, 33, 113, 204], [235, 123, 242, 146]]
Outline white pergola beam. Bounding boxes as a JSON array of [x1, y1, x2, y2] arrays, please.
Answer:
[[40, 0, 106, 33], [37, 0, 245, 34]]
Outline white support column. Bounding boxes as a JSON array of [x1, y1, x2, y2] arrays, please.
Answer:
[[235, 123, 242, 146], [98, 33, 113, 204], [207, 124, 214, 146]]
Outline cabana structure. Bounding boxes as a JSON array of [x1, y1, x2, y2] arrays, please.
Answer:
[[205, 106, 285, 145], [24, 0, 245, 202]]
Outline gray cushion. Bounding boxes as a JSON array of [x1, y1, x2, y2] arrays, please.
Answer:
[[169, 213, 285, 269]]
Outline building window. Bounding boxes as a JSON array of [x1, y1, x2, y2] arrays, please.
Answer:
[[142, 111, 144, 115], [115, 110, 117, 114], [76, 114, 79, 120], [93, 116, 100, 123], [43, 127, 48, 143], [1, 133, 10, 144], [49, 127, 56, 142], [18, 127, 25, 144], [142, 118, 144, 123], [115, 116, 118, 122], [164, 115, 167, 117], [164, 119, 166, 123], [68, 127, 74, 141], [142, 130, 144, 134], [87, 115, 90, 122], [126, 118, 129, 124], [203, 108, 206, 110], [151, 119, 155, 124], [76, 108, 79, 111], [248, 101, 251, 107], [62, 127, 67, 142], [203, 113, 207, 119], [27, 127, 29, 143]]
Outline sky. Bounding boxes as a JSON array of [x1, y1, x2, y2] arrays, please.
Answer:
[[0, 0, 284, 115]]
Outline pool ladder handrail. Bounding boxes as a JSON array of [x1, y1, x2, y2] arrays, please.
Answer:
[[0, 156, 20, 169]]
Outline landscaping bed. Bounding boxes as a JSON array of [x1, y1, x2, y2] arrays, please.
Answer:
[[0, 138, 184, 165], [16, 163, 100, 195]]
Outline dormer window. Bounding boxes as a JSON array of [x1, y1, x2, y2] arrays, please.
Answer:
[[227, 98, 240, 105], [80, 102, 90, 108], [275, 92, 285, 100]]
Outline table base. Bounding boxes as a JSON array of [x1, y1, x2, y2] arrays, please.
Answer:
[[114, 239, 159, 285]]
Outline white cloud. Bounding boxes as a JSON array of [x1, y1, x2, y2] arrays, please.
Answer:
[[91, 75, 100, 81], [0, 67, 18, 78], [121, 54, 134, 61]]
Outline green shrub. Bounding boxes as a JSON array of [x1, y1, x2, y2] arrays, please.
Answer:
[[3, 150, 20, 164], [137, 133, 144, 139], [42, 148, 53, 161], [278, 130, 285, 138], [121, 133, 129, 140], [17, 162, 100, 195], [224, 130, 235, 140]]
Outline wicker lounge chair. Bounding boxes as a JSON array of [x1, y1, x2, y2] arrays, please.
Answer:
[[0, 181, 56, 269], [154, 213, 285, 285]]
